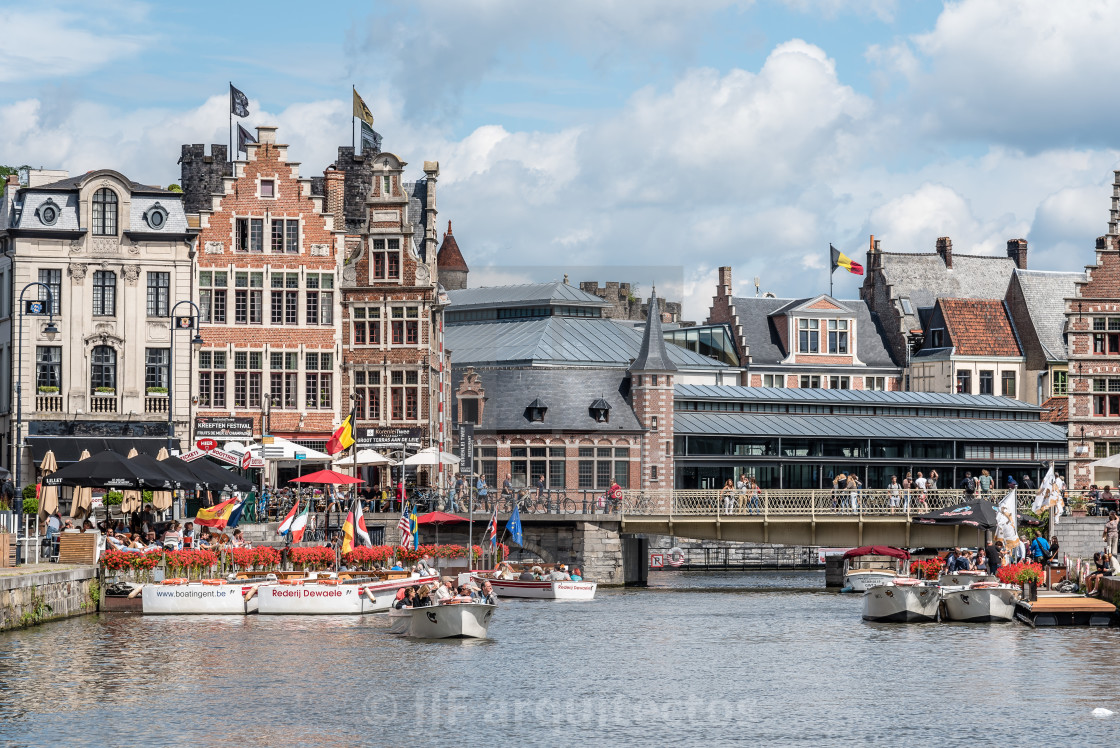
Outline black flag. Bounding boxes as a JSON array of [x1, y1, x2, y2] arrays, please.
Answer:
[[360, 121, 382, 154], [237, 124, 257, 153], [230, 83, 249, 117]]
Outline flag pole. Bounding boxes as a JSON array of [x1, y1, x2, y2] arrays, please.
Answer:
[[829, 244, 834, 298], [352, 86, 356, 152], [229, 83, 233, 163]]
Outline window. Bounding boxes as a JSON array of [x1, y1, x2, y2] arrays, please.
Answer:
[[799, 375, 821, 389], [260, 179, 275, 198], [199, 271, 227, 324], [476, 446, 498, 490], [354, 370, 381, 420], [930, 328, 945, 348], [1053, 370, 1068, 397], [90, 345, 116, 393], [92, 271, 116, 316], [233, 351, 263, 409], [305, 352, 332, 409], [651, 465, 658, 480], [371, 238, 401, 281], [390, 369, 419, 421], [798, 319, 819, 353], [271, 219, 299, 253], [827, 319, 849, 354], [236, 218, 264, 252], [146, 272, 170, 316], [1001, 371, 1016, 398], [866, 376, 887, 391], [306, 274, 334, 325], [269, 352, 298, 409], [391, 306, 419, 346], [651, 416, 658, 431], [381, 175, 392, 196], [352, 306, 381, 345], [978, 370, 994, 396], [460, 397, 479, 425], [1094, 442, 1120, 459], [92, 188, 118, 235], [1092, 317, 1120, 355], [36, 347, 61, 390], [762, 374, 784, 388], [38, 269, 61, 315], [198, 351, 226, 408], [233, 272, 263, 324], [956, 370, 971, 394], [829, 376, 850, 390], [145, 348, 169, 391]]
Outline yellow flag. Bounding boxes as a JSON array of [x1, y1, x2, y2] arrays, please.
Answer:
[[352, 88, 373, 126]]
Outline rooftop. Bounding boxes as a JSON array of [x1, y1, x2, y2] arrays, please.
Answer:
[[437, 221, 468, 271], [937, 298, 1021, 357], [447, 281, 609, 311], [1011, 268, 1084, 360], [675, 384, 1039, 411]]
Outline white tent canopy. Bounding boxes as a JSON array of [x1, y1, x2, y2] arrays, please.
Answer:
[[333, 449, 398, 467], [403, 446, 460, 466], [236, 437, 331, 462], [1089, 453, 1120, 469]]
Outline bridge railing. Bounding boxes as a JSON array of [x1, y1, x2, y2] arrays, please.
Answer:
[[618, 488, 1039, 518]]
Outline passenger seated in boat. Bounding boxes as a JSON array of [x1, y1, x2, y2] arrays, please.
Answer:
[[414, 584, 434, 607], [495, 562, 516, 580], [549, 565, 571, 581], [518, 569, 535, 581], [182, 522, 195, 549], [435, 577, 455, 602], [446, 585, 475, 604], [105, 532, 126, 551], [415, 556, 436, 575], [394, 588, 416, 609], [163, 522, 183, 550], [570, 568, 583, 581], [477, 580, 498, 605], [1087, 552, 1111, 596], [956, 551, 973, 571], [196, 531, 214, 550]]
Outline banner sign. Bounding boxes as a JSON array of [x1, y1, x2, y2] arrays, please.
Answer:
[[208, 448, 242, 467], [457, 423, 474, 479], [241, 450, 252, 469], [355, 427, 422, 447], [197, 438, 217, 452], [180, 449, 204, 462], [194, 416, 254, 439]]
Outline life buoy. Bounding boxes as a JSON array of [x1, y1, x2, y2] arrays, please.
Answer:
[[161, 578, 188, 585], [669, 547, 685, 567], [279, 579, 304, 586], [315, 579, 342, 586], [201, 579, 224, 586]]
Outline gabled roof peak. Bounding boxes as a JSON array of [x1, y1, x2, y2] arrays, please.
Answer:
[[630, 291, 677, 373]]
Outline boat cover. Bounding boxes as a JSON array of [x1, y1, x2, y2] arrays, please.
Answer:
[[842, 545, 909, 560]]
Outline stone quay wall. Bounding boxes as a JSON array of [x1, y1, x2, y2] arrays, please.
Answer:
[[0, 566, 98, 631], [1055, 516, 1112, 561]]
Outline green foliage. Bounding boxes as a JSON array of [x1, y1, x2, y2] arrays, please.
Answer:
[[145, 387, 167, 394], [0, 165, 29, 197], [94, 387, 115, 394], [166, 183, 182, 192], [142, 490, 153, 503], [21, 496, 38, 515], [37, 386, 59, 394], [105, 491, 123, 506], [17, 586, 53, 628], [88, 579, 101, 607], [22, 485, 36, 500]]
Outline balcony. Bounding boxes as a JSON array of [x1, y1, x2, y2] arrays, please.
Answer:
[[90, 392, 118, 413], [35, 394, 64, 413], [144, 395, 169, 413]]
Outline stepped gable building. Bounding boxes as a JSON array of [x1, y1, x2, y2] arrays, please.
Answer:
[[182, 126, 344, 454], [0, 169, 195, 481], [1005, 268, 1084, 407], [707, 266, 902, 391], [326, 141, 447, 475], [860, 236, 1025, 364]]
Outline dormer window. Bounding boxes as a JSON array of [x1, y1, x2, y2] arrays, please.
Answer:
[[36, 198, 60, 226], [143, 202, 168, 230], [525, 398, 547, 423], [931, 328, 945, 348], [589, 398, 611, 423], [92, 188, 118, 235], [798, 319, 819, 353], [827, 319, 849, 354], [461, 397, 479, 425]]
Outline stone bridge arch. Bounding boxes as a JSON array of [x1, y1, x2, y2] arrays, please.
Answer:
[[510, 533, 555, 564]]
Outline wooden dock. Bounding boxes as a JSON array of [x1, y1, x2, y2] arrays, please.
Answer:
[[1015, 594, 1117, 627]]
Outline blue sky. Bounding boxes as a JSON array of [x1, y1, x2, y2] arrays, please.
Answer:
[[3, 1, 1119, 318]]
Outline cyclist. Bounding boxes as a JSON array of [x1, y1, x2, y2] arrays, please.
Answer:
[[607, 480, 623, 512]]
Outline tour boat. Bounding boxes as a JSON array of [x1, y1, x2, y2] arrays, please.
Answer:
[[941, 582, 1020, 623], [842, 546, 909, 592], [142, 579, 262, 615], [862, 578, 941, 623], [387, 602, 496, 638], [937, 572, 998, 589], [474, 575, 597, 601], [256, 573, 438, 615]]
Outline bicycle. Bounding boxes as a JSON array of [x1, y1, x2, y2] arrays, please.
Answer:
[[536, 490, 577, 514]]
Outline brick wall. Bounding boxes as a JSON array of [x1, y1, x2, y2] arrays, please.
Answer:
[[632, 373, 674, 489]]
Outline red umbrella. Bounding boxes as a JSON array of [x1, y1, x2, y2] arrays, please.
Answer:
[[415, 511, 467, 544], [289, 469, 364, 485]]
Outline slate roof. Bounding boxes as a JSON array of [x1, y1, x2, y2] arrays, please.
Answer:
[[875, 252, 1018, 334], [13, 191, 80, 231], [729, 296, 900, 367], [675, 384, 1040, 411], [446, 316, 726, 369], [674, 411, 1066, 442], [455, 368, 642, 432], [938, 298, 1021, 357], [630, 292, 677, 372], [447, 282, 610, 311], [437, 221, 468, 271], [1011, 268, 1084, 360], [31, 173, 173, 194], [128, 195, 189, 234]]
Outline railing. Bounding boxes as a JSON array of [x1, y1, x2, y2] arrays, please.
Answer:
[[654, 545, 820, 570], [90, 394, 118, 413], [617, 488, 1038, 518], [35, 394, 63, 412], [144, 395, 168, 413]]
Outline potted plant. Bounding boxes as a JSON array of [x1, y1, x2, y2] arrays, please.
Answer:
[[146, 386, 168, 395], [94, 386, 115, 396], [37, 385, 59, 395]]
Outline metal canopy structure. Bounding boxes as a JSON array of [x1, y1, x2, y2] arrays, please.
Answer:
[[675, 384, 1040, 411]]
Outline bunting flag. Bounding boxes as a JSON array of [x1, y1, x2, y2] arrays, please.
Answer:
[[505, 505, 523, 546], [230, 83, 250, 118], [289, 501, 310, 543], [277, 500, 300, 535], [360, 121, 381, 154], [397, 503, 413, 548], [830, 244, 864, 276], [237, 124, 257, 153], [353, 87, 374, 126], [326, 411, 356, 455], [195, 497, 239, 529]]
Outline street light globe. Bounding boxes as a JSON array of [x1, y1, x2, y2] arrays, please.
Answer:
[[44, 320, 59, 336]]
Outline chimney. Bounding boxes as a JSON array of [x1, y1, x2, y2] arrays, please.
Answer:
[[324, 169, 345, 221], [717, 266, 733, 297], [1006, 238, 1028, 270], [867, 235, 883, 273], [935, 236, 953, 269], [5, 174, 18, 190]]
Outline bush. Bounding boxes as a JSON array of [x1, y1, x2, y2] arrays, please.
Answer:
[[22, 485, 36, 500], [142, 490, 153, 503], [145, 387, 167, 395], [21, 496, 38, 515], [37, 386, 58, 393], [105, 491, 123, 506]]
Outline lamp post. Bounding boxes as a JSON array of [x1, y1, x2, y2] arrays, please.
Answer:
[[168, 301, 202, 520], [15, 282, 58, 562]]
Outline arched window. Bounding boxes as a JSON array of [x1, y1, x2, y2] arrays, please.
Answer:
[[91, 345, 117, 393], [92, 188, 118, 235]]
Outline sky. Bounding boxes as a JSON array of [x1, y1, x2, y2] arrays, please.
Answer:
[[3, 0, 1118, 320]]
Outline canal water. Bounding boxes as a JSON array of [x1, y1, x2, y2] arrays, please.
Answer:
[[1, 571, 1118, 746]]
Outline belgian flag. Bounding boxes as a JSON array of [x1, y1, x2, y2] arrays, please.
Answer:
[[831, 244, 864, 275], [326, 410, 356, 455]]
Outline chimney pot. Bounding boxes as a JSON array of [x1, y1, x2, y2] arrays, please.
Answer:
[[1006, 238, 1028, 270], [717, 266, 733, 297], [935, 236, 953, 269]]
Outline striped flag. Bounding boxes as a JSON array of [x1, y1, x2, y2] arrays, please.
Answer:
[[486, 507, 498, 547], [277, 500, 300, 536], [830, 244, 864, 276], [342, 499, 372, 555], [397, 503, 413, 548], [289, 501, 310, 543]]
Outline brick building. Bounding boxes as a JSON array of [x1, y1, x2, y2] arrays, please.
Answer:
[[182, 126, 344, 453]]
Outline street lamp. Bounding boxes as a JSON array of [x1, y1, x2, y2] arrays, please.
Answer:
[[167, 301, 203, 457], [15, 282, 58, 561]]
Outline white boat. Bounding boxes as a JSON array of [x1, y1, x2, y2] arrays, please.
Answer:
[[941, 583, 1020, 623], [387, 602, 495, 638], [937, 572, 998, 589], [257, 573, 438, 615], [842, 546, 909, 592], [862, 578, 940, 622], [475, 575, 597, 601], [142, 579, 260, 615]]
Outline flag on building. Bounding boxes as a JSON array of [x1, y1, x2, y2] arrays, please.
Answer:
[[360, 121, 382, 155], [398, 504, 413, 548], [278, 500, 300, 535], [830, 244, 864, 276], [230, 83, 250, 118], [1031, 463, 1063, 524], [486, 508, 498, 547], [289, 501, 310, 543], [352, 87, 374, 125], [506, 505, 523, 546], [195, 497, 239, 529], [237, 124, 257, 154], [326, 410, 356, 455]]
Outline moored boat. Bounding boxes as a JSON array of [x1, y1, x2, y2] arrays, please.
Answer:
[[142, 578, 260, 615], [941, 583, 1020, 623], [842, 546, 909, 592], [862, 578, 940, 622], [474, 575, 597, 601], [257, 573, 438, 615], [387, 602, 495, 638]]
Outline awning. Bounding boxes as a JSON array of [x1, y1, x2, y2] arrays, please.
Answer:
[[842, 545, 909, 561], [27, 437, 167, 465]]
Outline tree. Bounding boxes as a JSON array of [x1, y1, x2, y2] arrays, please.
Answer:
[[0, 165, 30, 197]]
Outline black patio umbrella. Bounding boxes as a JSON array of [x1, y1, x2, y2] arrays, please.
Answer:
[[129, 453, 203, 491], [179, 457, 255, 493], [911, 499, 998, 530], [43, 450, 171, 490]]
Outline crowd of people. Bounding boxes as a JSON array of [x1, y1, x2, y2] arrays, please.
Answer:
[[393, 578, 498, 608]]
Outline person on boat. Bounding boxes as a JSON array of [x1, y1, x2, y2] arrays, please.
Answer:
[[570, 567, 583, 582], [435, 577, 455, 602], [974, 550, 988, 573], [1086, 552, 1111, 596], [1046, 536, 1061, 565], [231, 529, 248, 548], [550, 564, 572, 581], [414, 584, 434, 607], [394, 588, 416, 609], [181, 522, 195, 549], [985, 540, 1003, 576], [390, 561, 404, 571], [956, 551, 973, 571], [495, 561, 516, 580], [478, 580, 498, 605], [197, 531, 214, 550], [415, 555, 436, 575], [944, 548, 959, 573], [105, 532, 126, 551], [518, 567, 535, 581]]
